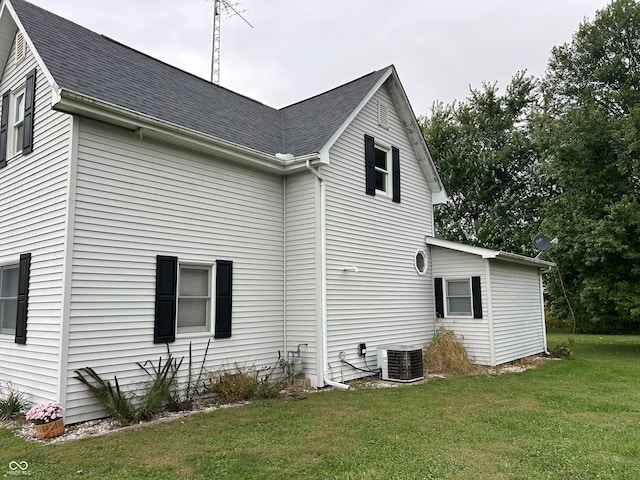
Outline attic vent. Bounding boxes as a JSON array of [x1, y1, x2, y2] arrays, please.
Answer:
[[15, 31, 25, 64], [377, 101, 389, 129]]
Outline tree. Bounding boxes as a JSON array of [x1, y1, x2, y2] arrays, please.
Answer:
[[420, 72, 549, 256], [539, 0, 640, 331]]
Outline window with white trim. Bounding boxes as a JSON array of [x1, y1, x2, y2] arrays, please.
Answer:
[[446, 279, 472, 316], [11, 87, 25, 157], [374, 144, 390, 194], [365, 134, 400, 202], [0, 264, 19, 335], [177, 264, 212, 334]]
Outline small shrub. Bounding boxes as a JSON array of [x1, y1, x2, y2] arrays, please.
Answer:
[[549, 343, 572, 359], [0, 382, 28, 419], [74, 367, 138, 424], [424, 327, 475, 375], [167, 340, 211, 412], [136, 353, 182, 421], [209, 367, 257, 404]]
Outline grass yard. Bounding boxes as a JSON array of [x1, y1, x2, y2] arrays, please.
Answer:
[[2, 332, 640, 479]]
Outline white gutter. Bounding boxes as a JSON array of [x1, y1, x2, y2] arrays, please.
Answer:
[[52, 88, 322, 175], [305, 158, 350, 391]]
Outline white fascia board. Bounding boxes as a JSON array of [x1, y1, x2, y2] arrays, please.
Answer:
[[53, 89, 289, 174], [493, 251, 555, 268], [4, 0, 59, 91], [318, 66, 393, 159], [426, 236, 496, 258], [425, 236, 554, 268]]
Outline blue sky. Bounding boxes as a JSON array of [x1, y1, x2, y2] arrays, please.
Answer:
[[27, 0, 611, 115]]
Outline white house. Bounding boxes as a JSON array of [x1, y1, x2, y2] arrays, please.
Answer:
[[0, 0, 553, 424]]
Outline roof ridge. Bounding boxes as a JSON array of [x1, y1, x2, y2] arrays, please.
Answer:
[[280, 67, 390, 111]]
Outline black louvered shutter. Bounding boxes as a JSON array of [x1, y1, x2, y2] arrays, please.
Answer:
[[0, 91, 10, 168], [154, 256, 177, 343], [215, 260, 233, 339], [434, 277, 444, 318], [14, 253, 31, 344], [22, 69, 36, 155], [392, 146, 400, 203], [472, 276, 482, 319], [364, 134, 375, 196]]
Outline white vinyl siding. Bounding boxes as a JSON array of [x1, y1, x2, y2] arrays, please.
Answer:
[[65, 120, 285, 423], [323, 85, 435, 383], [430, 247, 491, 365], [0, 41, 72, 404], [490, 261, 546, 364], [284, 173, 320, 384]]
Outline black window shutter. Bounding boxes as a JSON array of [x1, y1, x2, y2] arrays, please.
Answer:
[[434, 277, 444, 318], [14, 253, 31, 344], [215, 260, 233, 339], [22, 69, 36, 155], [472, 276, 483, 319], [364, 134, 375, 196], [154, 255, 177, 343], [392, 146, 400, 203], [0, 91, 10, 168]]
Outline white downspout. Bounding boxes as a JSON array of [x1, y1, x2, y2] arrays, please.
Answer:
[[485, 260, 496, 366], [305, 159, 349, 390], [539, 269, 550, 355], [283, 176, 287, 361]]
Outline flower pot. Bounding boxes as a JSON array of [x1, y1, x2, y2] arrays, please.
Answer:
[[34, 418, 64, 439]]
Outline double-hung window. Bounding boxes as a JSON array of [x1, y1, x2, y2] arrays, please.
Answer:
[[364, 134, 401, 202], [155, 256, 233, 343], [12, 88, 25, 156], [1, 68, 36, 167], [446, 279, 472, 316], [374, 145, 390, 194], [0, 264, 19, 335], [177, 264, 212, 334], [435, 276, 482, 319]]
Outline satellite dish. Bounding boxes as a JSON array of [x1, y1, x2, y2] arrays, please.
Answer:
[[533, 234, 551, 251]]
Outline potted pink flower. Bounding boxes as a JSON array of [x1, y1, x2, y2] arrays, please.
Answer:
[[25, 401, 64, 438]]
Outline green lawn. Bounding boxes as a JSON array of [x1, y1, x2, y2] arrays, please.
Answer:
[[2, 333, 640, 479]]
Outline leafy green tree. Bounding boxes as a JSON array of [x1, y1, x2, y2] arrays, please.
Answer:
[[420, 72, 549, 256], [540, 0, 640, 331]]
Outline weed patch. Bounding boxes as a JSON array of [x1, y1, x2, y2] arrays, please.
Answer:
[[207, 365, 284, 404], [424, 327, 477, 374]]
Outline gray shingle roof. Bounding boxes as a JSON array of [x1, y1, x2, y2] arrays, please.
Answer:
[[11, 0, 389, 157]]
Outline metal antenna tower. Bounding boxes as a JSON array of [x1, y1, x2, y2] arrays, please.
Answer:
[[210, 0, 253, 85]]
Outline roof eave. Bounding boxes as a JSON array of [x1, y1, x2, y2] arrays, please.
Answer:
[[53, 88, 293, 174], [425, 236, 555, 268]]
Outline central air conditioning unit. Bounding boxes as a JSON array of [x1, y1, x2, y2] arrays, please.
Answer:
[[377, 344, 424, 382]]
